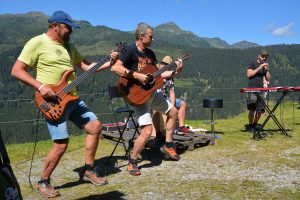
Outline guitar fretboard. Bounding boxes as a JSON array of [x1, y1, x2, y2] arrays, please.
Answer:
[[152, 63, 177, 78], [63, 56, 111, 94]]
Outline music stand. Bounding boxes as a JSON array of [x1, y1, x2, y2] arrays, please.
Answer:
[[203, 98, 223, 139]]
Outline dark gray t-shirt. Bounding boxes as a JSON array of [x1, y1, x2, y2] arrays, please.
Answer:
[[247, 61, 266, 88]]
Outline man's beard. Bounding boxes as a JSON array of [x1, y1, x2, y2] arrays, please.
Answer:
[[58, 32, 70, 42], [62, 34, 70, 42]]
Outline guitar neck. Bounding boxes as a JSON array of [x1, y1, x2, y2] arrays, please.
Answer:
[[64, 55, 111, 93], [152, 63, 177, 78]]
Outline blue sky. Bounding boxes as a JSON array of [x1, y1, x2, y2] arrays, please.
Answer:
[[0, 0, 299, 46]]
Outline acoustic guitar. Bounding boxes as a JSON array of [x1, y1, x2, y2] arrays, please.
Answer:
[[117, 53, 189, 106], [35, 43, 126, 122]]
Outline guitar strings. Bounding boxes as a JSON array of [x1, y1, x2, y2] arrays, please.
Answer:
[[152, 62, 177, 77], [57, 43, 124, 97], [41, 55, 111, 119], [62, 56, 111, 95], [153, 54, 188, 77]]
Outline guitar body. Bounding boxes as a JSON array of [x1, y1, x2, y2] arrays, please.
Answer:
[[35, 69, 79, 122], [34, 43, 127, 122], [117, 64, 164, 106]]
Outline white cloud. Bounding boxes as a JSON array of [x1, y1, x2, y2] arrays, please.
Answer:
[[271, 22, 295, 37]]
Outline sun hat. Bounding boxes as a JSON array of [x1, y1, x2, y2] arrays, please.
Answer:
[[160, 55, 173, 65]]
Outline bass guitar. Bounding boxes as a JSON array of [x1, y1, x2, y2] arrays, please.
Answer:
[[35, 43, 126, 122], [117, 53, 189, 106]]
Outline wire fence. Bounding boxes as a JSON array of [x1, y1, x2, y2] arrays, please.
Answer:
[[0, 87, 299, 178], [0, 86, 299, 144]]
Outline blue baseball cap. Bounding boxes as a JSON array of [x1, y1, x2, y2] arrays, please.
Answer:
[[48, 11, 80, 28]]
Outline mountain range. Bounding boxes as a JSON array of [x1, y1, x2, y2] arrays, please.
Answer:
[[0, 12, 259, 50], [154, 22, 259, 49]]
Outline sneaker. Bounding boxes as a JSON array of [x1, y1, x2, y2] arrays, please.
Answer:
[[83, 169, 108, 186], [37, 179, 60, 198], [254, 124, 262, 131], [178, 126, 193, 134], [127, 161, 141, 176], [160, 146, 180, 161], [245, 124, 255, 132]]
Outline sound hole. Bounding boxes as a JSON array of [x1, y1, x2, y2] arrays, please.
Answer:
[[147, 74, 154, 84]]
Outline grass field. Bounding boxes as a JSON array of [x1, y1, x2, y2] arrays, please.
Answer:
[[6, 102, 300, 199]]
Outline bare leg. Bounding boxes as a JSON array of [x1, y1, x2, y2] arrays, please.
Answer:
[[82, 120, 108, 185], [248, 110, 255, 124], [42, 139, 68, 179], [178, 101, 186, 127], [152, 111, 161, 138], [165, 106, 178, 142], [160, 107, 180, 161], [130, 124, 152, 160], [84, 120, 102, 165], [254, 112, 262, 124]]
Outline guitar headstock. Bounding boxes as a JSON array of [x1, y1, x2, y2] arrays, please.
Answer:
[[115, 42, 127, 54], [179, 53, 190, 61]]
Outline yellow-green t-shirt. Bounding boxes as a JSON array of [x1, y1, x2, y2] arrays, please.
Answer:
[[18, 33, 83, 95]]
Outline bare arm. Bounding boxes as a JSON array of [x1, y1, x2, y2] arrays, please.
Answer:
[[111, 60, 149, 84], [265, 71, 271, 81], [161, 58, 184, 79], [174, 58, 184, 75], [11, 60, 42, 90], [264, 64, 271, 81], [246, 63, 269, 78], [161, 70, 174, 78], [79, 51, 119, 72], [11, 60, 56, 98]]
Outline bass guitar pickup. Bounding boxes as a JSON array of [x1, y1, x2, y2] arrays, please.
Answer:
[[40, 102, 50, 112]]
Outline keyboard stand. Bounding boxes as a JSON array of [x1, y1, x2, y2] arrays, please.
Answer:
[[253, 91, 289, 140]]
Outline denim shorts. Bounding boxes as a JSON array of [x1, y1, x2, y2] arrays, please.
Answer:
[[166, 97, 183, 110], [132, 91, 172, 126], [46, 99, 98, 140]]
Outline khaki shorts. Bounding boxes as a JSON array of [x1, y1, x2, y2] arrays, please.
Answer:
[[246, 93, 266, 112]]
